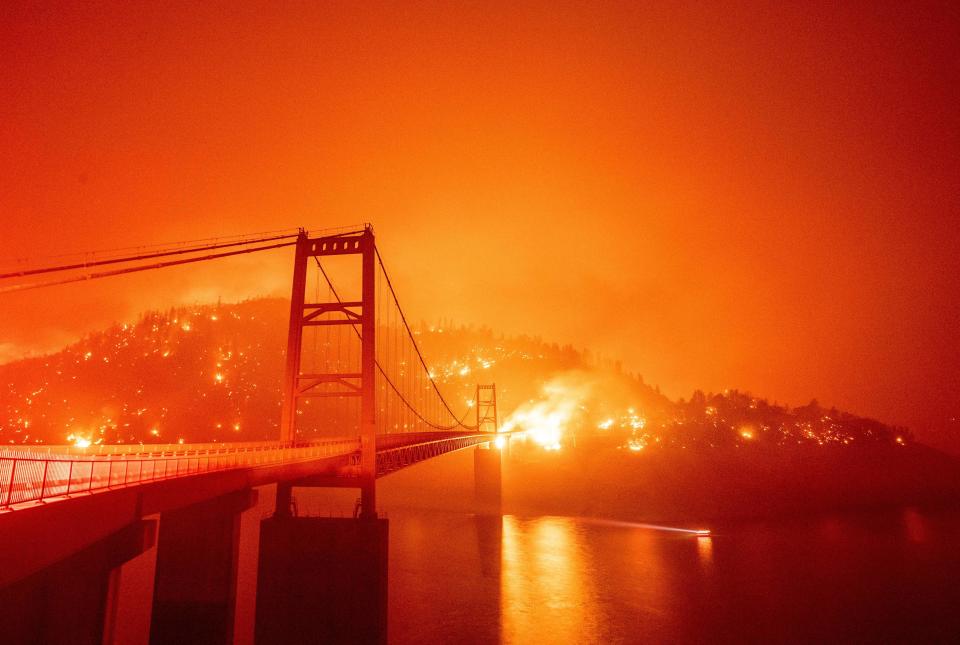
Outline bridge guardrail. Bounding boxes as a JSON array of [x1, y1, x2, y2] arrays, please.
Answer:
[[0, 438, 360, 510], [5, 439, 313, 458]]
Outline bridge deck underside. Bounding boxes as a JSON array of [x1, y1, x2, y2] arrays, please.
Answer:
[[376, 434, 495, 477]]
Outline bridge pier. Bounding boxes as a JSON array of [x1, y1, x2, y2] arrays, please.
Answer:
[[0, 519, 156, 645], [255, 515, 388, 645], [149, 488, 257, 645], [474, 444, 503, 515]]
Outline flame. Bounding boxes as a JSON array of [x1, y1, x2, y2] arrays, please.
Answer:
[[500, 374, 592, 451], [67, 433, 92, 448]]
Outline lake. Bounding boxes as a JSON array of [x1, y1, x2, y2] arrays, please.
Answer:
[[387, 507, 960, 643]]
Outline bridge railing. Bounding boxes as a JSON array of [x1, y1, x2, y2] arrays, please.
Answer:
[[4, 439, 309, 458], [0, 438, 360, 510]]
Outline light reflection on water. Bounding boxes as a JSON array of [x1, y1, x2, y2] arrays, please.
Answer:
[[696, 535, 713, 570], [389, 509, 960, 644], [501, 516, 597, 643]]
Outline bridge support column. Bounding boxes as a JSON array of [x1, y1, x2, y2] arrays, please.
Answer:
[[149, 489, 257, 645], [474, 445, 502, 515], [255, 516, 388, 645], [0, 519, 156, 645]]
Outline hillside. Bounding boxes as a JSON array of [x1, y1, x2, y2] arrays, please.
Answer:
[[0, 298, 911, 454]]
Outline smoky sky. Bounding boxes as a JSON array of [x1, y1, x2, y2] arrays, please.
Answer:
[[1, 2, 958, 451]]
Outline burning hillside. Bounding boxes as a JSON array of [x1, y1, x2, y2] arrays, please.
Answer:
[[0, 298, 910, 453]]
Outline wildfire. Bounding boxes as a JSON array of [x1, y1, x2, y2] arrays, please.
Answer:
[[502, 405, 565, 450], [67, 433, 92, 448], [499, 375, 592, 451]]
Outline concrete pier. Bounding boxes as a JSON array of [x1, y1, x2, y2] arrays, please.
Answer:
[[0, 519, 155, 645], [255, 515, 388, 645], [150, 489, 257, 645]]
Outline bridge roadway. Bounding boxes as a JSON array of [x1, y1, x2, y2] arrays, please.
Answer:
[[0, 431, 497, 588]]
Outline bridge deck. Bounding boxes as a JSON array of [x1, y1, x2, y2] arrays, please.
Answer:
[[0, 432, 499, 587], [0, 432, 498, 512]]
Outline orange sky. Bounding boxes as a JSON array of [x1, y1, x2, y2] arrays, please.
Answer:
[[1, 2, 958, 451]]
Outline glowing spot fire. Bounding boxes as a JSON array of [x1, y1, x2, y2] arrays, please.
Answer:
[[67, 433, 91, 448]]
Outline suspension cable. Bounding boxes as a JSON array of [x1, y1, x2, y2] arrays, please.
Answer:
[[0, 232, 300, 280], [0, 240, 297, 294], [373, 247, 477, 425], [313, 257, 478, 431]]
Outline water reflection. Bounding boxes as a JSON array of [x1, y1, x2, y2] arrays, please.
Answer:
[[473, 514, 502, 578], [386, 508, 960, 643], [696, 535, 713, 571], [902, 507, 926, 543], [501, 516, 598, 643], [498, 515, 712, 642]]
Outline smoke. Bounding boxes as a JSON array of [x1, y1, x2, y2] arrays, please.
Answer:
[[499, 371, 597, 449]]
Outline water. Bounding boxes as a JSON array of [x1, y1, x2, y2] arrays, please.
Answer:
[[387, 508, 960, 643]]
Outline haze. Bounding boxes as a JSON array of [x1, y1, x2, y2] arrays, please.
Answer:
[[1, 2, 958, 452]]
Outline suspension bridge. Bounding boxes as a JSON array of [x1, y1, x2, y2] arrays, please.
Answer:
[[0, 226, 508, 645]]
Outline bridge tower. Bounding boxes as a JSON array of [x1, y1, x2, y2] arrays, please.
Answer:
[[475, 383, 498, 433], [474, 384, 502, 514], [279, 226, 377, 518]]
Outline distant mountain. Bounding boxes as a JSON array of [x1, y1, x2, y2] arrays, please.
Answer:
[[0, 297, 910, 451]]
